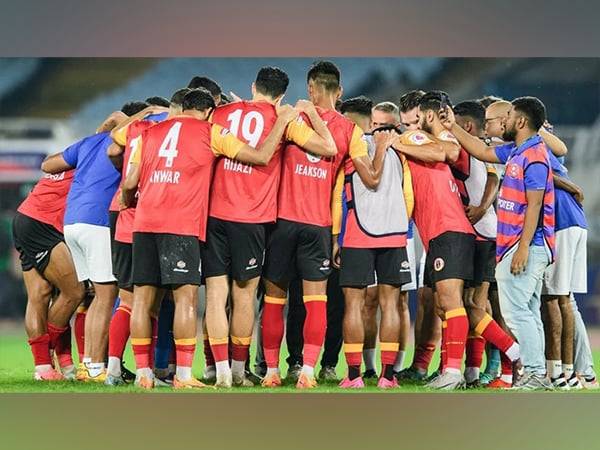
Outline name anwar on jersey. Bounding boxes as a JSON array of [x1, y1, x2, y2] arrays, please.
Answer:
[[150, 169, 181, 184]]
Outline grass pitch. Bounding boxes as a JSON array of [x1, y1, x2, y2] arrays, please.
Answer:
[[1, 332, 599, 393]]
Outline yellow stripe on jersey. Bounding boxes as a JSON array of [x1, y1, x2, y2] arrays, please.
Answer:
[[331, 168, 344, 235], [400, 130, 435, 146], [112, 124, 130, 146], [129, 135, 143, 164], [285, 116, 315, 147], [210, 124, 246, 159], [400, 154, 414, 219], [349, 125, 368, 160]]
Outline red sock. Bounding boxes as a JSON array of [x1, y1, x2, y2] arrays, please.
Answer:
[[380, 342, 399, 365], [501, 353, 513, 377], [175, 338, 196, 369], [344, 343, 363, 379], [108, 305, 131, 359], [47, 322, 73, 368], [444, 309, 468, 372], [465, 335, 485, 369], [74, 308, 86, 362], [209, 338, 229, 364], [413, 343, 436, 371], [439, 321, 448, 372], [131, 338, 152, 370], [28, 334, 52, 367], [261, 296, 286, 369], [231, 336, 251, 362], [475, 314, 516, 358], [203, 334, 215, 367], [150, 316, 158, 369], [302, 295, 327, 367]]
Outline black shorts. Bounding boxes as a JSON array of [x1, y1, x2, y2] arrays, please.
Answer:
[[113, 240, 133, 290], [339, 247, 412, 288], [12, 212, 63, 273], [263, 219, 332, 284], [132, 232, 201, 287], [467, 240, 496, 288], [201, 217, 266, 281], [424, 231, 475, 288]]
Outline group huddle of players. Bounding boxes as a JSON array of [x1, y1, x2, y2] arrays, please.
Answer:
[[13, 60, 598, 390]]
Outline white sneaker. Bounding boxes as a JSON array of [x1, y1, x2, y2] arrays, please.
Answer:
[[425, 371, 465, 390], [551, 373, 570, 390], [581, 376, 599, 390], [215, 372, 232, 388], [567, 374, 583, 390]]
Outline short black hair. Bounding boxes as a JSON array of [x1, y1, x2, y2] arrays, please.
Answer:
[[477, 95, 504, 109], [399, 90, 425, 113], [255, 66, 289, 99], [418, 90, 453, 112], [182, 88, 216, 112], [307, 60, 341, 92], [454, 100, 485, 131], [512, 96, 546, 131], [170, 88, 192, 106], [145, 96, 170, 108], [187, 76, 222, 98], [121, 101, 148, 116], [340, 96, 373, 117]]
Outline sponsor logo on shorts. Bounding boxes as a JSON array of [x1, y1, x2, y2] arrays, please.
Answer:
[[400, 260, 411, 272], [174, 260, 189, 273], [246, 257, 258, 271], [434, 257, 445, 272], [319, 259, 331, 271], [35, 251, 48, 263]]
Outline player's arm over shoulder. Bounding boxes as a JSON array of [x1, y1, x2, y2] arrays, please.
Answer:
[[286, 115, 337, 157], [391, 130, 445, 163]]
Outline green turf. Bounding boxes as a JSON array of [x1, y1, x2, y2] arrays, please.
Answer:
[[1, 332, 599, 393]]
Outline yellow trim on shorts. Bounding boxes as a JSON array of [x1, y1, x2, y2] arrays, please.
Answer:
[[303, 294, 327, 303], [231, 336, 252, 346], [445, 308, 467, 320], [474, 313, 493, 336], [265, 296, 286, 305], [380, 342, 400, 352], [175, 338, 197, 346], [343, 343, 364, 353]]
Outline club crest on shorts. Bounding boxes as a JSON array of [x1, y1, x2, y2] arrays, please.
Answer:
[[306, 153, 322, 163], [177, 260, 187, 269], [401, 261, 410, 269], [319, 259, 331, 271], [434, 257, 445, 272], [249, 257, 257, 266]]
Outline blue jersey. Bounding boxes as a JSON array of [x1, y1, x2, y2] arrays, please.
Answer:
[[548, 152, 587, 231], [63, 132, 121, 227]]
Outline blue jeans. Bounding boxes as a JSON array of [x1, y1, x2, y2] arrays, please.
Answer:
[[496, 245, 549, 376], [571, 293, 596, 378]]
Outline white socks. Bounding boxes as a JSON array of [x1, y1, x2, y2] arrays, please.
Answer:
[[505, 343, 520, 362], [137, 367, 153, 379], [563, 364, 574, 380], [266, 368, 280, 377], [231, 360, 245, 378], [393, 351, 406, 373], [107, 357, 121, 377], [216, 360, 231, 377], [363, 348, 376, 371], [465, 367, 480, 383], [547, 360, 562, 379], [176, 366, 192, 381], [301, 365, 315, 378]]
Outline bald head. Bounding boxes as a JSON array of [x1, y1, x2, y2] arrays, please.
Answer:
[[485, 100, 512, 139]]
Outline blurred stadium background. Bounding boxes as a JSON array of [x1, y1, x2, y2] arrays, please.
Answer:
[[1, 57, 600, 325]]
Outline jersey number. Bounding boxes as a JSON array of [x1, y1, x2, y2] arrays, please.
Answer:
[[125, 136, 141, 176], [158, 122, 182, 167], [226, 109, 264, 147]]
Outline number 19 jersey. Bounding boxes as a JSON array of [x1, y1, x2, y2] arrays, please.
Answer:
[[132, 116, 244, 240], [209, 101, 314, 224]]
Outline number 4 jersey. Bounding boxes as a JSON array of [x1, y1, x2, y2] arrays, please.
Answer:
[[209, 100, 315, 224], [131, 116, 245, 240]]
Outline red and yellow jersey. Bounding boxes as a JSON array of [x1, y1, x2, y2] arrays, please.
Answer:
[[209, 100, 314, 223], [277, 107, 367, 227], [110, 118, 160, 243], [403, 130, 474, 250], [17, 170, 74, 233], [132, 116, 245, 241]]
